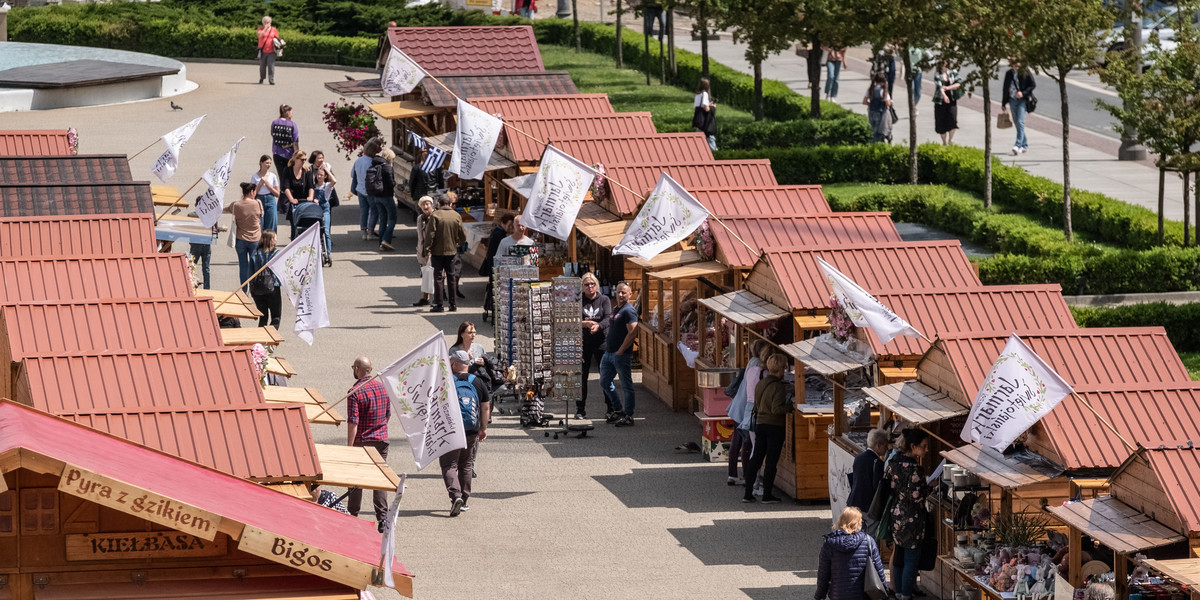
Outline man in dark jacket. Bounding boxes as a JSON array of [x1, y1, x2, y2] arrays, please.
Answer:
[[578, 271, 612, 419], [848, 429, 892, 514], [424, 195, 466, 313], [815, 507, 886, 600], [479, 213, 514, 321], [1001, 58, 1036, 155], [742, 354, 791, 504]]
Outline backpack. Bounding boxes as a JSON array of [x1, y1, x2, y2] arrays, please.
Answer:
[[249, 251, 278, 296], [455, 374, 480, 431], [364, 160, 388, 197]]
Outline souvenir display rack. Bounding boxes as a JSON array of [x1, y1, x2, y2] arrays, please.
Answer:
[[551, 277, 583, 407], [493, 260, 538, 368]]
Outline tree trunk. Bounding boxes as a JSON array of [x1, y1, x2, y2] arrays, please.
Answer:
[[1194, 171, 1198, 247], [1059, 76, 1073, 241], [808, 37, 823, 119], [658, 17, 665, 84], [644, 23, 651, 85], [1187, 171, 1193, 246], [667, 9, 676, 80], [902, 43, 918, 184], [615, 0, 623, 67], [699, 0, 709, 78], [1158, 166, 1165, 245], [983, 78, 993, 209], [754, 61, 763, 121], [572, 0, 581, 52]]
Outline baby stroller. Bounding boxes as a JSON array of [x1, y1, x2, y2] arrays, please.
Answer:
[[292, 201, 331, 267], [518, 380, 551, 428]]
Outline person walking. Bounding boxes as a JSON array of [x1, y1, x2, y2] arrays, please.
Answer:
[[579, 272, 612, 419], [251, 155, 280, 233], [742, 353, 791, 504], [692, 77, 717, 151], [933, 62, 962, 145], [863, 72, 893, 143], [413, 196, 435, 307], [884, 428, 936, 600], [188, 226, 216, 290], [270, 105, 299, 179], [441, 350, 490, 516], [281, 150, 314, 241], [601, 282, 638, 427], [825, 47, 846, 101], [223, 182, 262, 292], [350, 137, 385, 242], [424, 195, 466, 313], [480, 213, 514, 321], [848, 429, 891, 513], [726, 340, 770, 486], [446, 191, 466, 300], [1001, 58, 1036, 155], [310, 150, 336, 262], [373, 148, 398, 252], [249, 231, 282, 329], [815, 507, 887, 600], [256, 16, 279, 85], [346, 356, 391, 532], [495, 214, 536, 258], [908, 46, 926, 112]]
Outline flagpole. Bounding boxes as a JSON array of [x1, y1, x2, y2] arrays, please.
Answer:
[[309, 372, 383, 423], [128, 138, 161, 162], [1069, 390, 1135, 452], [152, 176, 205, 224], [211, 261, 272, 311]]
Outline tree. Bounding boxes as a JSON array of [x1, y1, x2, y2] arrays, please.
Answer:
[[720, 0, 805, 120], [615, 0, 625, 67], [796, 0, 871, 119], [936, 0, 1025, 208], [673, 0, 727, 78], [1022, 0, 1113, 241]]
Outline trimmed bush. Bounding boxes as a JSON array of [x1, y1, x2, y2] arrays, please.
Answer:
[[1070, 302, 1200, 352], [976, 248, 1200, 295], [712, 116, 871, 149]]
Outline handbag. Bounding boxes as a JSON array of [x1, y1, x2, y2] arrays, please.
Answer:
[[997, 111, 1014, 129], [329, 188, 340, 208], [420, 264, 434, 295], [1025, 92, 1038, 113], [226, 223, 237, 248], [864, 548, 889, 600], [888, 105, 900, 125]]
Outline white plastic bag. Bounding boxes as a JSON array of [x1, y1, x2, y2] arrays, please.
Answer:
[[226, 222, 237, 248], [420, 264, 434, 295]]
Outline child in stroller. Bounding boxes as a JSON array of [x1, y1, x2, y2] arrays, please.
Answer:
[[292, 198, 331, 266]]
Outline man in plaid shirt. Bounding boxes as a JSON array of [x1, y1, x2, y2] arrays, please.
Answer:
[[346, 356, 391, 531]]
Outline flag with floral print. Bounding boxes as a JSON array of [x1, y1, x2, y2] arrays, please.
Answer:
[[377, 332, 466, 470], [150, 114, 206, 182], [381, 45, 425, 96], [817, 257, 921, 345], [521, 145, 595, 240], [264, 225, 328, 344], [961, 334, 1073, 451], [614, 173, 709, 260]]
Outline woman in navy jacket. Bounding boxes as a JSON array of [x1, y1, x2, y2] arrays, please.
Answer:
[[1001, 59, 1037, 155], [815, 507, 887, 600]]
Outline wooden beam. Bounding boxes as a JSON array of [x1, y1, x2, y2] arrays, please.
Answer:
[[1115, 552, 1129, 600], [833, 372, 846, 436], [1070, 524, 1083, 588]]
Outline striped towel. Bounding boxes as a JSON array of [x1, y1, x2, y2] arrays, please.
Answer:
[[421, 147, 446, 174], [408, 130, 427, 150]]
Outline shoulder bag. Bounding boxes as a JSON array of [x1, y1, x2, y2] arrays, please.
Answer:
[[1025, 91, 1038, 113], [864, 543, 889, 600]]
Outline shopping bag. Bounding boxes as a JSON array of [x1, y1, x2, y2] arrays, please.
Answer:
[[997, 111, 1013, 129], [226, 223, 237, 248], [864, 553, 889, 600], [420, 264, 434, 295]]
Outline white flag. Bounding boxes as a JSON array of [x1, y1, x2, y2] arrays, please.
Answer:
[[960, 334, 1074, 451], [381, 45, 426, 96], [195, 137, 244, 228], [264, 225, 329, 345], [379, 474, 406, 589], [614, 173, 710, 260], [378, 332, 467, 471], [448, 99, 503, 181], [817, 257, 922, 345], [521, 145, 595, 240], [150, 114, 206, 183]]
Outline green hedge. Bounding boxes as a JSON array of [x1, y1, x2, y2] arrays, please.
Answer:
[[1070, 302, 1200, 352], [714, 116, 871, 149], [718, 143, 1186, 250], [975, 249, 1200, 295]]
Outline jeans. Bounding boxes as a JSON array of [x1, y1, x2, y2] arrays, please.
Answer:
[[885, 56, 896, 97], [253, 289, 282, 329], [431, 254, 457, 307], [743, 423, 785, 499], [373, 195, 397, 244], [316, 191, 333, 254], [643, 5, 664, 36], [235, 238, 258, 293], [518, 6, 533, 17], [1012, 97, 1029, 149], [894, 545, 923, 597], [189, 243, 211, 289], [358, 192, 378, 234], [869, 110, 887, 143], [347, 441, 390, 521], [579, 340, 607, 411], [439, 432, 478, 502], [257, 194, 278, 232], [600, 351, 635, 417], [258, 51, 275, 84], [825, 60, 841, 98], [728, 427, 753, 479], [911, 71, 923, 105]]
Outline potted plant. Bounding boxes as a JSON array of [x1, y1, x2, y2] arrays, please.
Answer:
[[322, 99, 382, 160]]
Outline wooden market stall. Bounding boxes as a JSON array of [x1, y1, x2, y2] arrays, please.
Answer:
[[599, 161, 780, 218], [0, 214, 157, 258], [471, 93, 615, 118], [0, 255, 194, 304], [708, 213, 903, 275], [690, 185, 832, 215], [0, 129, 72, 156]]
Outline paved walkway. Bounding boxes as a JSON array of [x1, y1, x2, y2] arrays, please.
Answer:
[[0, 61, 828, 599], [556, 1, 1190, 222]]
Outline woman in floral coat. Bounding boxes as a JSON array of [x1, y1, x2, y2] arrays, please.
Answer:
[[885, 428, 935, 600]]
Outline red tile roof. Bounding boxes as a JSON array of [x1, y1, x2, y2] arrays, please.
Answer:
[[0, 183, 154, 217], [712, 213, 903, 269], [602, 160, 779, 216], [16, 347, 265, 414], [1139, 443, 1200, 534], [0, 401, 410, 584], [1040, 384, 1200, 470], [750, 242, 981, 311], [423, 72, 577, 107], [695, 185, 831, 216], [323, 77, 381, 96], [387, 26, 544, 75], [0, 130, 72, 156], [552, 133, 714, 167], [865, 285, 1076, 357], [0, 297, 222, 361], [936, 328, 1192, 402], [0, 214, 157, 257], [0, 155, 133, 184], [471, 94, 615, 119], [0, 254, 193, 303], [503, 113, 659, 163], [61, 405, 321, 481]]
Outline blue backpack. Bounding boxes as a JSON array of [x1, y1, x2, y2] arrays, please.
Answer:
[[455, 374, 480, 431]]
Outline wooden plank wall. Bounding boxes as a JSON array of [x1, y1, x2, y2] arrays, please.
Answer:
[[743, 262, 789, 311], [1112, 456, 1182, 532], [916, 344, 969, 406]]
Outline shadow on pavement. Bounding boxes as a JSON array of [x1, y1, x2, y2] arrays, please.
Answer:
[[742, 585, 810, 600], [594, 465, 749, 514], [670, 518, 819, 572]]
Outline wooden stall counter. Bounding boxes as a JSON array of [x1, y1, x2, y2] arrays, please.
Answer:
[[194, 289, 263, 320]]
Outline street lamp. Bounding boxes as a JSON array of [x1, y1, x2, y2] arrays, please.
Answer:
[[1119, 1, 1148, 161], [557, 0, 571, 19]]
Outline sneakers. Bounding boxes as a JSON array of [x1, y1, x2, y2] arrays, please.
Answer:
[[1019, 147, 1028, 154], [727, 476, 745, 486], [573, 412, 586, 420], [456, 290, 467, 299], [323, 255, 333, 267], [379, 241, 395, 252], [361, 230, 369, 240], [430, 305, 445, 313], [761, 496, 782, 504], [615, 416, 635, 427], [1012, 146, 1020, 156], [449, 305, 457, 312], [412, 298, 430, 307], [741, 496, 756, 503], [460, 503, 470, 512], [605, 412, 623, 424], [450, 497, 464, 517]]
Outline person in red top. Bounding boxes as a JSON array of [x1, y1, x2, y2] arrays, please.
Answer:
[[346, 356, 391, 531], [256, 16, 279, 85]]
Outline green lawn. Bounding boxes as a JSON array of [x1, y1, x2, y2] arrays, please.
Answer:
[[1180, 352, 1200, 380], [540, 44, 758, 134]]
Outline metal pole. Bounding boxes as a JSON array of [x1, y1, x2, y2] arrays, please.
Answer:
[[556, 0, 571, 19], [0, 3, 10, 43], [1119, 2, 1147, 161]]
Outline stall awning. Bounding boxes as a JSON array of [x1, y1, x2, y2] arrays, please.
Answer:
[[266, 356, 297, 378], [325, 76, 383, 96], [1047, 496, 1186, 554], [628, 249, 703, 270], [648, 261, 729, 281], [780, 336, 873, 378], [942, 444, 1060, 490], [1142, 559, 1200, 587], [864, 381, 967, 426], [576, 219, 628, 250], [221, 325, 284, 347], [263, 386, 344, 425], [194, 288, 263, 320], [314, 444, 402, 492], [698, 290, 790, 327], [371, 99, 441, 120], [424, 131, 517, 172]]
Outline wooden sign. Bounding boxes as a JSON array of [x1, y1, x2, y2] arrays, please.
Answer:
[[238, 525, 379, 590], [58, 464, 220, 541], [66, 532, 227, 561]]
